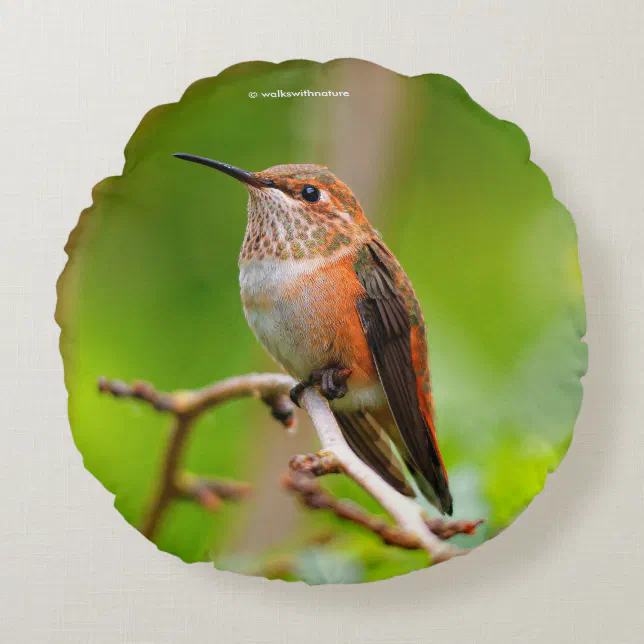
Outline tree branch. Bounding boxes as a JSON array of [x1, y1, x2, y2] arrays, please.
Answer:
[[293, 388, 471, 563], [98, 373, 482, 563]]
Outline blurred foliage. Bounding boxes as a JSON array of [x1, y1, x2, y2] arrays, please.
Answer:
[[57, 59, 586, 582]]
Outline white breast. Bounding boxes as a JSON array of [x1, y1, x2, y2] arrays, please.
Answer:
[[239, 258, 320, 380]]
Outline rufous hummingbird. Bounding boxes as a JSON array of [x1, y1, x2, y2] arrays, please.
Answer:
[[173, 154, 453, 515]]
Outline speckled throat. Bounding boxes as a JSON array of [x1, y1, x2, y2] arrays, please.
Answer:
[[239, 186, 363, 263]]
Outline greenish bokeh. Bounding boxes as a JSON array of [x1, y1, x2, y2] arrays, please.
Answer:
[[57, 59, 586, 582]]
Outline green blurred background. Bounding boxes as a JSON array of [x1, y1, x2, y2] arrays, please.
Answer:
[[57, 59, 586, 584]]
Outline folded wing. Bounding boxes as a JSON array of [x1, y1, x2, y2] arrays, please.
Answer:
[[353, 240, 453, 515]]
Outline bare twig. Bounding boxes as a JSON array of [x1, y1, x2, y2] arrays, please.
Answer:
[[175, 472, 253, 511], [425, 517, 484, 540], [98, 373, 297, 421], [98, 373, 297, 540], [141, 413, 196, 538], [283, 455, 482, 550], [282, 470, 423, 549]]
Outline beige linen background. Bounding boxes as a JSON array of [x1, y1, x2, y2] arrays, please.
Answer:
[[1, 1, 642, 642]]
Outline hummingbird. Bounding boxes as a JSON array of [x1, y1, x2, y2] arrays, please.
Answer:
[[173, 154, 453, 515]]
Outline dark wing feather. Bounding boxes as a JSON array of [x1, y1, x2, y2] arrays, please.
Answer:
[[334, 410, 415, 497], [354, 240, 453, 515]]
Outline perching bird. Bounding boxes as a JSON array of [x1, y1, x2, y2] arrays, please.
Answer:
[[173, 155, 453, 515]]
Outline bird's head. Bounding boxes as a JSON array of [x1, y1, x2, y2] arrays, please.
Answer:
[[174, 154, 370, 261]]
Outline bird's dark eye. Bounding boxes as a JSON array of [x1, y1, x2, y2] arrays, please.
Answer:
[[301, 185, 320, 203]]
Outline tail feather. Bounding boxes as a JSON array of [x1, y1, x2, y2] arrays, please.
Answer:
[[405, 458, 453, 516], [371, 406, 453, 516], [334, 410, 415, 498]]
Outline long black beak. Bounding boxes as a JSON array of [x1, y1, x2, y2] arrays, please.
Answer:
[[173, 153, 274, 189]]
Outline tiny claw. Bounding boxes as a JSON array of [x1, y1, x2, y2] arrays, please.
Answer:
[[332, 368, 352, 386], [333, 383, 349, 399], [291, 367, 352, 404], [289, 381, 308, 407], [318, 367, 352, 401]]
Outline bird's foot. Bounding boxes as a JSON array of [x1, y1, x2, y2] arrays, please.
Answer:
[[289, 367, 352, 406], [311, 367, 352, 401]]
